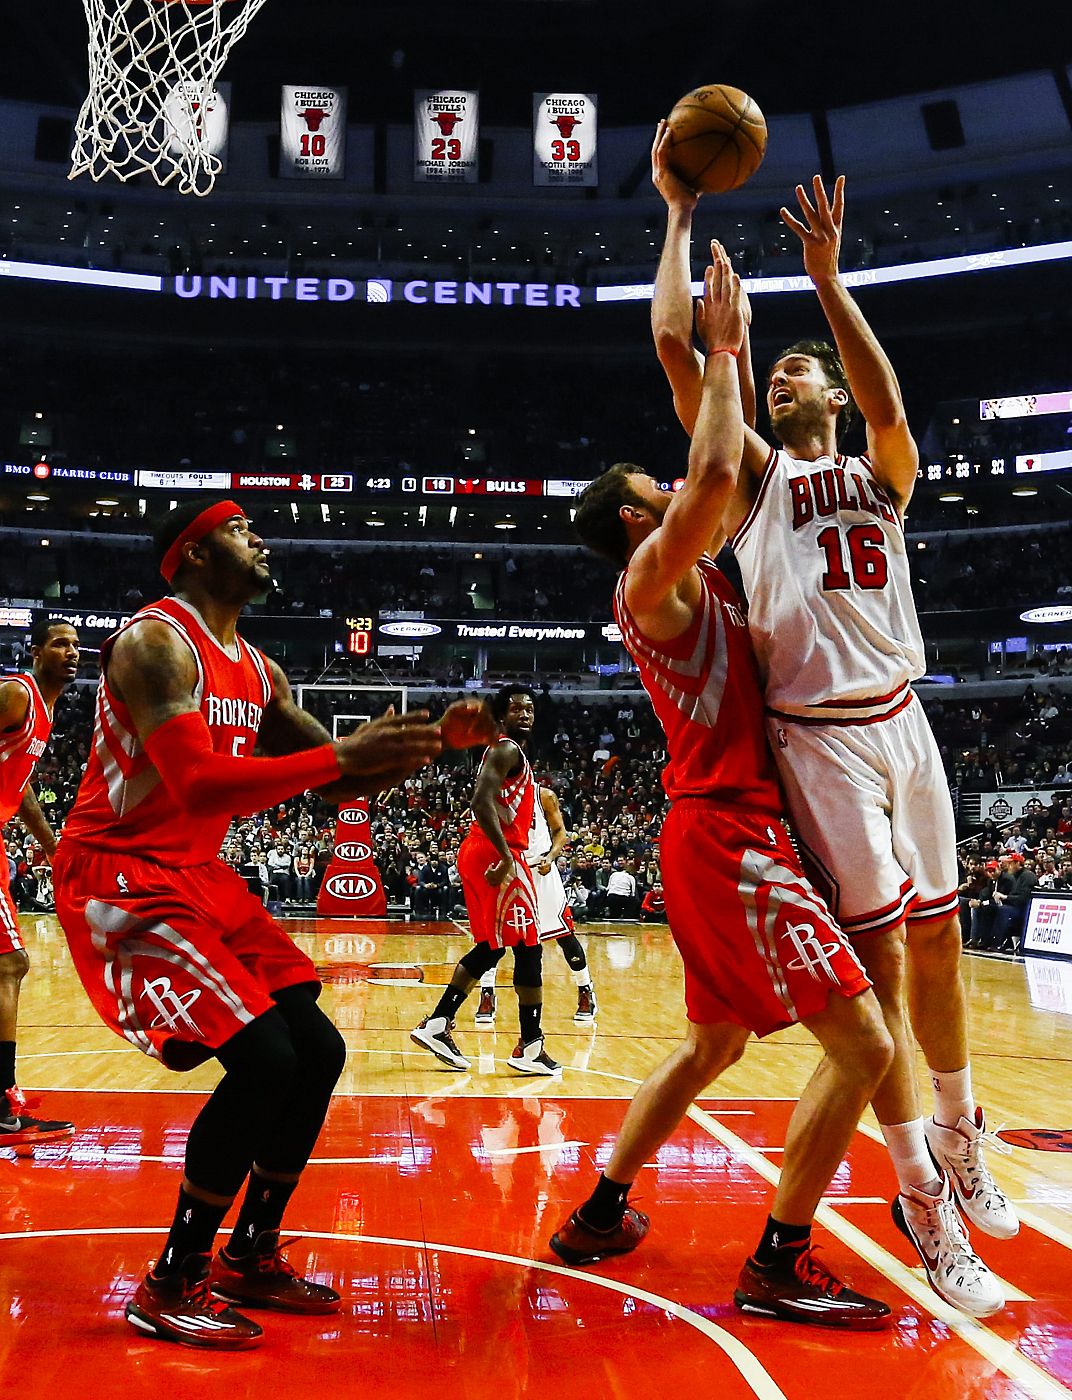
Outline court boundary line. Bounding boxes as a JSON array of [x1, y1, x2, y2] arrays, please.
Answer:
[[686, 1105, 1056, 1398], [0, 1226, 787, 1400]]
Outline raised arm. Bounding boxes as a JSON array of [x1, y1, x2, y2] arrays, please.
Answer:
[[780, 175, 918, 510], [650, 122, 705, 433], [627, 242, 746, 627], [109, 621, 440, 816]]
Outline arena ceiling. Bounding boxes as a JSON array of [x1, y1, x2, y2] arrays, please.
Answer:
[[8, 0, 1072, 124]]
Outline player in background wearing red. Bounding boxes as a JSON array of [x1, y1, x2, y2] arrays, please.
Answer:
[[53, 499, 485, 1350], [650, 126, 1013, 1318], [0, 619, 79, 1144], [412, 686, 561, 1076], [557, 245, 894, 1329], [474, 782, 597, 1027]]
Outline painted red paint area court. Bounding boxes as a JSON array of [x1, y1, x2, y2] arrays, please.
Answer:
[[3, 1091, 1070, 1399]]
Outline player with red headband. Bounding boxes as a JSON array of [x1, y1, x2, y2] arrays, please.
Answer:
[[53, 498, 492, 1349]]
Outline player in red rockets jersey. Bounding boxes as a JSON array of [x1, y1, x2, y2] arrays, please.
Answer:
[[649, 137, 1010, 1319], [555, 244, 894, 1330], [412, 686, 562, 1076], [52, 498, 466, 1350], [0, 618, 79, 1145]]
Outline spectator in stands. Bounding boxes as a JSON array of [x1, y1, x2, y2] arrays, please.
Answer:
[[1002, 825, 1029, 856], [293, 846, 317, 903], [958, 859, 992, 944], [992, 854, 1037, 952], [239, 846, 272, 906], [640, 882, 665, 922], [1053, 861, 1072, 892], [418, 855, 450, 921], [266, 839, 294, 904], [605, 860, 637, 920]]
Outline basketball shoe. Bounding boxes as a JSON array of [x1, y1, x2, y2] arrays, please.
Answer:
[[924, 1110, 1019, 1239], [891, 1174, 1005, 1317], [507, 1036, 561, 1076], [0, 1085, 74, 1146], [550, 1206, 650, 1266], [475, 987, 497, 1026], [574, 985, 597, 1024], [410, 1016, 471, 1070], [126, 1253, 263, 1349], [733, 1247, 891, 1330], [210, 1232, 341, 1314]]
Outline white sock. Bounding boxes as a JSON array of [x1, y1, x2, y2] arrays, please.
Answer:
[[931, 1066, 975, 1129], [881, 1118, 942, 1195], [479, 968, 497, 990], [569, 967, 590, 988]]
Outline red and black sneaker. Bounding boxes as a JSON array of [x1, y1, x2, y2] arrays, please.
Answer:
[[0, 1086, 74, 1146], [733, 1246, 891, 1330], [126, 1253, 263, 1349], [550, 1206, 650, 1266], [210, 1232, 341, 1314]]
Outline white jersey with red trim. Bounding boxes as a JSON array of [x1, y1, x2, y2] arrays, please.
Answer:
[[731, 447, 925, 721]]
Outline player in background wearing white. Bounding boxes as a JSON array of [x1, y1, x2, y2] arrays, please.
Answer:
[[650, 123, 1014, 1319], [475, 784, 596, 1026]]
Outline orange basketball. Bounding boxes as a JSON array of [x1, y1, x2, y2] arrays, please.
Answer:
[[664, 84, 767, 194]]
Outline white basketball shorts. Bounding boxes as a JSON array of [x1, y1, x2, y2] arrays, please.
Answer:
[[766, 696, 959, 939]]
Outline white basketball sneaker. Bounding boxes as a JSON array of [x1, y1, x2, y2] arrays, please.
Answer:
[[924, 1110, 1019, 1240], [892, 1175, 1005, 1318], [410, 1016, 471, 1071], [507, 1036, 562, 1076]]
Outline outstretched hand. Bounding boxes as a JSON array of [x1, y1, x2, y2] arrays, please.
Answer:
[[439, 699, 497, 750], [694, 239, 745, 356], [333, 706, 442, 779], [651, 119, 699, 212], [779, 174, 845, 287]]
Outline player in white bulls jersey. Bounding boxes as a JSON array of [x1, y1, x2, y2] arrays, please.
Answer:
[[650, 131, 1012, 1317], [475, 783, 597, 1027]]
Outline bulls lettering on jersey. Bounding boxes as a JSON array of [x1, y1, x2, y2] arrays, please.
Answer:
[[0, 674, 53, 824], [614, 556, 782, 811], [732, 448, 925, 720], [63, 597, 274, 866]]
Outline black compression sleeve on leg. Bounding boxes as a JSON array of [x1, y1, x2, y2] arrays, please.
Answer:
[[458, 945, 506, 980], [184, 1009, 299, 1198], [557, 933, 588, 972], [252, 984, 347, 1177], [511, 942, 543, 990]]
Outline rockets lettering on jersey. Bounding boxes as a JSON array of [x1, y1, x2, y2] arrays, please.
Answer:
[[614, 556, 782, 811], [62, 596, 274, 867], [0, 674, 53, 824], [732, 448, 926, 720]]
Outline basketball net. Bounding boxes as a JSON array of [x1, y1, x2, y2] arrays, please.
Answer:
[[70, 0, 270, 197]]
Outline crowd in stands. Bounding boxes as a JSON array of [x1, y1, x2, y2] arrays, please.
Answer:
[[6, 680, 1072, 960]]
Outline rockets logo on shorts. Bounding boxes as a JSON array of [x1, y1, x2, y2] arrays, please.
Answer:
[[141, 978, 203, 1036], [779, 921, 848, 981]]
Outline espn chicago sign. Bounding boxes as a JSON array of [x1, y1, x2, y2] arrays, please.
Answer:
[[324, 873, 378, 900]]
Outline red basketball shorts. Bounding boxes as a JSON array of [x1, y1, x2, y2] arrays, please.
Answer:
[[458, 833, 540, 949], [53, 841, 318, 1069], [0, 861, 24, 956], [659, 799, 871, 1037]]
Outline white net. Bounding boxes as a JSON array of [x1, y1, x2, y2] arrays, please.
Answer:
[[70, 0, 270, 197]]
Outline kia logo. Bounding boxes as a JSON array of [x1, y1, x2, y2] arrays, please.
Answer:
[[379, 621, 442, 638], [326, 873, 378, 899], [336, 841, 372, 862], [340, 807, 370, 825]]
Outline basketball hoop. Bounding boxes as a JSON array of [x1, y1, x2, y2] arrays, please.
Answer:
[[70, 0, 270, 197]]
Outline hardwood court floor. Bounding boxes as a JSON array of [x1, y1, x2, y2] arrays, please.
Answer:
[[4, 914, 1072, 1399]]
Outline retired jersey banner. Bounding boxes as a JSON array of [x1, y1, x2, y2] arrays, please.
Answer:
[[414, 89, 479, 183], [280, 85, 347, 179], [533, 93, 597, 187], [165, 81, 231, 171]]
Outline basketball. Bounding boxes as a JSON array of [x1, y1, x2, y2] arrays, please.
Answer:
[[664, 84, 767, 194]]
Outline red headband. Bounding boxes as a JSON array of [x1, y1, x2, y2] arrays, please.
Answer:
[[160, 500, 247, 583]]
